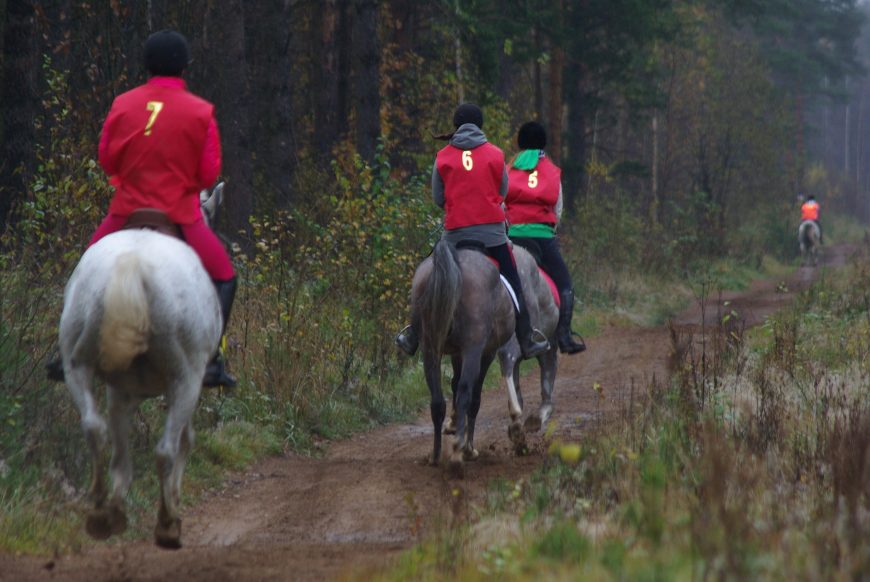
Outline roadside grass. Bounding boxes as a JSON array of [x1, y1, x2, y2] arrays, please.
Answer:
[[373, 244, 870, 580]]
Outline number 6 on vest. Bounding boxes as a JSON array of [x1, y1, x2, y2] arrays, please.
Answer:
[[462, 150, 473, 171]]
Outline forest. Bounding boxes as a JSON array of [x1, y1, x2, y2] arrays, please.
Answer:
[[2, 0, 870, 578]]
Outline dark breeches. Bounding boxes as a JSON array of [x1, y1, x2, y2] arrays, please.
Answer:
[[486, 243, 524, 300], [510, 236, 572, 293]]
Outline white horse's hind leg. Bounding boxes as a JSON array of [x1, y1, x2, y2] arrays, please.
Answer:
[[154, 377, 201, 549], [65, 365, 107, 504]]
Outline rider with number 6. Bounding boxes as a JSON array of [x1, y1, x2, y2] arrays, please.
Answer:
[[396, 103, 549, 359], [47, 30, 237, 387]]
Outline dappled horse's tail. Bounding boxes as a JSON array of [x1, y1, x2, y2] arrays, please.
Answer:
[[99, 252, 151, 372], [420, 240, 462, 354]]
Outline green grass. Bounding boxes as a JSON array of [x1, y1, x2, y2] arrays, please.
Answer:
[[373, 249, 870, 581]]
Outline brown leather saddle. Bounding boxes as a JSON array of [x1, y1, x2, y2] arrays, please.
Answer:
[[122, 208, 183, 239]]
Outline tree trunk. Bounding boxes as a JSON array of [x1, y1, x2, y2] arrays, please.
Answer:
[[352, 0, 381, 163], [248, 0, 295, 206], [563, 59, 586, 211], [315, 0, 341, 158], [203, 0, 253, 238], [0, 0, 38, 231], [547, 44, 564, 165]]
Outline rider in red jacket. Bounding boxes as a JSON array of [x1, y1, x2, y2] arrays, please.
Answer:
[[396, 104, 549, 359], [506, 121, 585, 354], [48, 31, 236, 387]]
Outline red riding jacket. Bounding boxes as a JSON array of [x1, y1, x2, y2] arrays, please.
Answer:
[[99, 77, 221, 224]]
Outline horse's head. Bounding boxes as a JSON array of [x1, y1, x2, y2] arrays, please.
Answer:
[[199, 181, 225, 228]]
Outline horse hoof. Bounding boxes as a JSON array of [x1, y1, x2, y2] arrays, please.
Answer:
[[443, 417, 456, 435], [85, 504, 127, 540], [463, 447, 479, 462], [524, 414, 542, 433], [154, 518, 182, 550]]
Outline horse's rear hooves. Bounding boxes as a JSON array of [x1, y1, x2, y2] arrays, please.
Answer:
[[154, 519, 182, 550], [462, 447, 479, 461], [86, 504, 127, 540], [524, 414, 542, 433]]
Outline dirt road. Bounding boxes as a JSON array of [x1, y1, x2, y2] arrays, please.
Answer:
[[0, 245, 857, 582]]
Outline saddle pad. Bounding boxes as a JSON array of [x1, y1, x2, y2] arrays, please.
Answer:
[[485, 256, 560, 309]]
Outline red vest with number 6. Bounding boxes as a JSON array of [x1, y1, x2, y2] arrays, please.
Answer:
[[104, 83, 214, 224], [505, 156, 561, 226], [436, 143, 506, 230], [801, 200, 819, 221]]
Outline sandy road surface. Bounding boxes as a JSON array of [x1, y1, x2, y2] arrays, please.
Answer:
[[0, 244, 857, 581]]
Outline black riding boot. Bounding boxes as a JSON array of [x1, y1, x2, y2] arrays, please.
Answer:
[[515, 303, 549, 359], [46, 350, 65, 382], [395, 323, 419, 356], [203, 277, 238, 388], [557, 290, 586, 354]]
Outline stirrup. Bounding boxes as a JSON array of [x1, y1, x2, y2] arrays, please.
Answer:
[[395, 325, 418, 356], [559, 330, 587, 354]]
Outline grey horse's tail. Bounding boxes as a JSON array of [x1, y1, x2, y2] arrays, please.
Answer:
[[420, 240, 462, 354], [99, 252, 151, 372]]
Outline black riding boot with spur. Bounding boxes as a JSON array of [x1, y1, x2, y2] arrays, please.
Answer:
[[203, 277, 238, 388], [395, 322, 420, 356], [556, 290, 586, 354], [515, 304, 549, 359]]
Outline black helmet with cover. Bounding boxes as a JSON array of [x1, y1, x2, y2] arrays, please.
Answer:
[[144, 30, 190, 77]]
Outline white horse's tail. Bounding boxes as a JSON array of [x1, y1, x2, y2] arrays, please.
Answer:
[[99, 252, 151, 372]]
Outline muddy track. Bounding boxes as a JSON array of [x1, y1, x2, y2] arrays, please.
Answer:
[[0, 245, 858, 582]]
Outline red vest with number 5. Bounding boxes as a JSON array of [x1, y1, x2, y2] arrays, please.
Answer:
[[505, 156, 560, 226], [104, 83, 213, 224], [436, 143, 506, 230]]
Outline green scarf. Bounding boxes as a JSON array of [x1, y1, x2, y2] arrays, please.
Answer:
[[512, 149, 541, 170]]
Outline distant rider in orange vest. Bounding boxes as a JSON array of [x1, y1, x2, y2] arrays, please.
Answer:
[[800, 194, 821, 244], [395, 104, 549, 359]]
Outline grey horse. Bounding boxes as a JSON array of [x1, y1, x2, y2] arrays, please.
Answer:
[[409, 240, 558, 475], [798, 220, 820, 266], [58, 186, 225, 548]]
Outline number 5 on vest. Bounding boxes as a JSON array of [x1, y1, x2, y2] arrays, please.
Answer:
[[462, 150, 473, 171], [144, 101, 164, 136]]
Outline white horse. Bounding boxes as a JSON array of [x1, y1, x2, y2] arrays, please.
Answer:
[[59, 186, 224, 548], [798, 219, 820, 266]]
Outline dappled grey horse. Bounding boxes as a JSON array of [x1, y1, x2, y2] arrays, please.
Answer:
[[799, 219, 820, 266], [409, 240, 518, 476], [59, 186, 225, 548]]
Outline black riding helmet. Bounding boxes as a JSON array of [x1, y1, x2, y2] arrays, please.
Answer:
[[453, 103, 484, 129], [144, 30, 190, 77], [518, 121, 547, 150]]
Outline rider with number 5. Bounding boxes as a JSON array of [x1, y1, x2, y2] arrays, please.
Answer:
[[47, 30, 237, 387], [505, 121, 585, 354], [396, 103, 549, 359]]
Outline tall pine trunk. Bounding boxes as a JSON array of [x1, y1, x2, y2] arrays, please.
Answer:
[[0, 0, 38, 231], [353, 0, 381, 163]]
